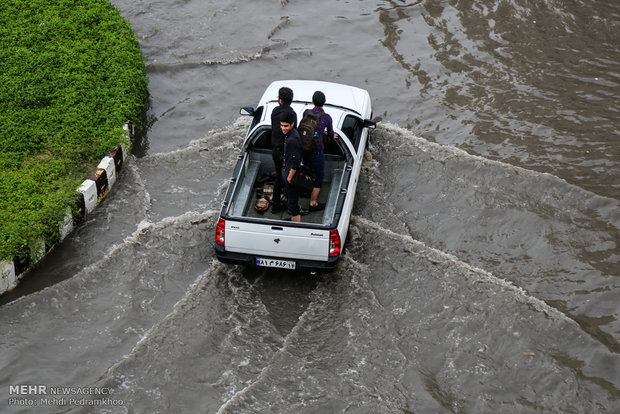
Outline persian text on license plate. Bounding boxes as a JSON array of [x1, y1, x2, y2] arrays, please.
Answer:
[[256, 258, 296, 269]]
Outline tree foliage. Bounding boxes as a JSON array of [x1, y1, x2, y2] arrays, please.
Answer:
[[0, 0, 148, 263]]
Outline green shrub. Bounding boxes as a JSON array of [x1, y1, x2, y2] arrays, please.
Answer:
[[0, 0, 148, 263]]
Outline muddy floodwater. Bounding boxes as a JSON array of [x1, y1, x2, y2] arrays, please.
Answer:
[[1, 1, 618, 413]]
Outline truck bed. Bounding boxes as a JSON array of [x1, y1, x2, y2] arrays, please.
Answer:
[[227, 148, 346, 226]]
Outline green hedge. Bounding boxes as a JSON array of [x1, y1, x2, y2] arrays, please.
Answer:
[[0, 0, 148, 264]]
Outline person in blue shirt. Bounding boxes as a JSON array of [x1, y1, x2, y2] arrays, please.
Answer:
[[302, 91, 339, 211], [281, 111, 308, 222]]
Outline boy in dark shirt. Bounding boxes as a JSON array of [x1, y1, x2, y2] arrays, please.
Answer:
[[281, 111, 307, 222], [270, 87, 297, 213]]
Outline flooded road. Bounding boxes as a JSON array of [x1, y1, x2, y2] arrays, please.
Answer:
[[1, 1, 618, 412]]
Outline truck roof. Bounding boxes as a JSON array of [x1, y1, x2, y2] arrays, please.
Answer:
[[259, 80, 371, 116]]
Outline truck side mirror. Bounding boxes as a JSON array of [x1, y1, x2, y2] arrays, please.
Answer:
[[240, 107, 255, 116], [363, 119, 376, 129]]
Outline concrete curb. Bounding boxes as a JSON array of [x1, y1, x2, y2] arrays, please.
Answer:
[[0, 125, 132, 295]]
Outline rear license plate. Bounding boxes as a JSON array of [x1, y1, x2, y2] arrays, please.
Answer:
[[256, 258, 296, 269]]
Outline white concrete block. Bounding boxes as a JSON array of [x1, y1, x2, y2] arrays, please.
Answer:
[[59, 208, 74, 241], [78, 179, 98, 214], [1, 260, 17, 294], [120, 142, 128, 163], [98, 156, 116, 188], [31, 240, 46, 264]]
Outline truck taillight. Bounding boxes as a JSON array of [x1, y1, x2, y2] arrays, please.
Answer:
[[216, 218, 225, 246], [329, 229, 341, 257]]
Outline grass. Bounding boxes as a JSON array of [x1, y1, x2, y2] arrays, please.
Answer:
[[0, 0, 148, 264]]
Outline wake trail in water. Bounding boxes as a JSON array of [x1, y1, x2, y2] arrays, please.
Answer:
[[0, 209, 222, 413], [146, 41, 288, 72], [1, 209, 217, 312], [140, 118, 246, 160], [378, 122, 619, 225], [353, 215, 576, 325], [215, 257, 405, 414], [81, 263, 300, 413], [213, 213, 617, 413], [92, 210, 219, 285], [94, 258, 222, 385], [363, 123, 619, 350]]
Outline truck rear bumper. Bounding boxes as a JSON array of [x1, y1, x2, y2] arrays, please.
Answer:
[[214, 244, 339, 273]]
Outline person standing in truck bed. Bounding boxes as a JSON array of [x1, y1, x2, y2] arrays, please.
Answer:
[[302, 90, 338, 211], [270, 87, 297, 213], [281, 111, 308, 222]]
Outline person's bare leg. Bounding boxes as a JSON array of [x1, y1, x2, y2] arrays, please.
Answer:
[[310, 188, 320, 207], [291, 214, 301, 222]]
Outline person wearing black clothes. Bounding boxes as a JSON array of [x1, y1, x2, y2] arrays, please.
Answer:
[[270, 87, 297, 213], [281, 111, 308, 222]]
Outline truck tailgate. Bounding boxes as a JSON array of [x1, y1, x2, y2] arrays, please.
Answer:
[[225, 220, 329, 261]]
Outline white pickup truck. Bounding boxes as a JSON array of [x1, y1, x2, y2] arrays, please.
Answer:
[[214, 80, 375, 272]]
